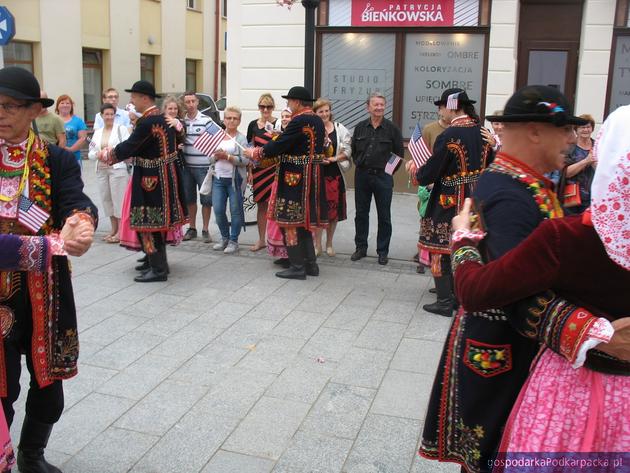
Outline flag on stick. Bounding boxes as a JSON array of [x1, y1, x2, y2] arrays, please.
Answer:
[[408, 123, 432, 168], [384, 153, 402, 175], [193, 120, 227, 157], [18, 196, 50, 233], [446, 92, 460, 110]]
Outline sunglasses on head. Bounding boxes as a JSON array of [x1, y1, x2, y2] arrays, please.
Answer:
[[258, 104, 273, 110]]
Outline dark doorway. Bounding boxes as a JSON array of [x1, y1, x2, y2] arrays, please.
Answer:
[[517, 0, 584, 105]]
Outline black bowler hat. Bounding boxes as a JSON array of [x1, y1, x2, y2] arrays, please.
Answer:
[[281, 86, 315, 102], [486, 85, 587, 127], [0, 67, 54, 107], [433, 88, 476, 108], [125, 80, 162, 99]]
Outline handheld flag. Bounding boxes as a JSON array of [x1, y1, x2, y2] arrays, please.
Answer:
[[384, 153, 402, 175], [446, 92, 460, 110], [18, 195, 50, 233], [408, 123, 432, 168], [193, 120, 227, 157]]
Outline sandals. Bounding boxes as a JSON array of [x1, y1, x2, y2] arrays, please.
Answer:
[[104, 234, 120, 243], [250, 241, 266, 252]]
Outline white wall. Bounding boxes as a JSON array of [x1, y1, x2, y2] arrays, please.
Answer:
[[227, 1, 305, 133], [485, 0, 519, 116], [574, 0, 616, 123]]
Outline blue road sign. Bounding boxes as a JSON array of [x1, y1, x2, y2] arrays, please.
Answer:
[[0, 7, 16, 46]]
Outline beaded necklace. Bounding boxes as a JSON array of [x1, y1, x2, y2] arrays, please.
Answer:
[[488, 152, 564, 219], [0, 130, 36, 202]]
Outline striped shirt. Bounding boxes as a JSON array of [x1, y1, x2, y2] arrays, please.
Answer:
[[184, 111, 213, 168]]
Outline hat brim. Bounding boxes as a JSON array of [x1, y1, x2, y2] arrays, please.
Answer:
[[124, 88, 162, 99], [281, 94, 315, 102], [433, 99, 476, 106], [0, 86, 54, 107], [486, 114, 588, 126]]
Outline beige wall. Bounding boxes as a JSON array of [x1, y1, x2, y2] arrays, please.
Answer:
[[81, 0, 110, 50], [5, 0, 40, 42], [161, 0, 186, 92], [40, 0, 85, 118], [109, 0, 141, 105]]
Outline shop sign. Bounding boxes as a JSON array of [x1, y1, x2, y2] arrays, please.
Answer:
[[609, 36, 630, 113], [351, 0, 455, 27], [401, 33, 485, 137]]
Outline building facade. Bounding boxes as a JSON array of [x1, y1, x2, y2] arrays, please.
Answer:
[[228, 0, 630, 190], [1, 0, 227, 123]]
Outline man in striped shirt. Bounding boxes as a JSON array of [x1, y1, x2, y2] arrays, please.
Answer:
[[182, 92, 213, 242]]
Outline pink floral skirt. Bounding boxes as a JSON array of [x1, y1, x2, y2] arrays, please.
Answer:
[[495, 349, 630, 472], [119, 179, 184, 251]]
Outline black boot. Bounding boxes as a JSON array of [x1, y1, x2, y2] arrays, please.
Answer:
[[275, 245, 306, 280], [134, 246, 168, 282], [422, 276, 454, 317], [136, 254, 147, 263], [17, 417, 62, 473], [273, 258, 291, 268], [301, 231, 319, 276]]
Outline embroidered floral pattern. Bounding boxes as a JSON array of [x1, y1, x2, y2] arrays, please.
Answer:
[[488, 154, 563, 220], [464, 339, 513, 377], [283, 171, 302, 187], [455, 420, 485, 467], [451, 245, 483, 273], [141, 176, 159, 192]]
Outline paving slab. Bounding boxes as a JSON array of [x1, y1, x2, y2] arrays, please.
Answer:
[[273, 430, 353, 473], [201, 450, 275, 473], [342, 414, 421, 473], [223, 396, 311, 460], [301, 382, 376, 440]]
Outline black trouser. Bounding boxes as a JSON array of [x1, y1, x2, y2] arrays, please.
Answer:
[[354, 167, 393, 256], [139, 231, 167, 272], [1, 275, 64, 427]]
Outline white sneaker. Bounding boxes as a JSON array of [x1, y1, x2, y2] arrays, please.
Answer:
[[213, 240, 228, 251], [224, 241, 239, 254]]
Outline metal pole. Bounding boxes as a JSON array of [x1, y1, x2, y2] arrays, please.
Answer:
[[301, 0, 320, 94]]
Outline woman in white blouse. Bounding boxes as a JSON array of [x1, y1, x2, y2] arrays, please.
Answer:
[[88, 103, 130, 243]]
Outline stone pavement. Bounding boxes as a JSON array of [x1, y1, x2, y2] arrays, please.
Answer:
[[9, 169, 460, 473]]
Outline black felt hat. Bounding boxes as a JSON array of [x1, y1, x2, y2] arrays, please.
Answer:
[[281, 86, 315, 102], [125, 80, 162, 99], [433, 88, 476, 107], [486, 85, 587, 126], [0, 67, 54, 107]]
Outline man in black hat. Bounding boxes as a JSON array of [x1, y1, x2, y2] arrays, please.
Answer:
[[243, 86, 327, 279], [100, 80, 188, 282], [420, 86, 590, 473], [416, 88, 493, 317], [350, 92, 403, 265], [0, 66, 97, 473]]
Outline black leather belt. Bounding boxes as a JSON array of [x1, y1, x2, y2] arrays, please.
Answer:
[[359, 167, 384, 175], [585, 349, 630, 376]]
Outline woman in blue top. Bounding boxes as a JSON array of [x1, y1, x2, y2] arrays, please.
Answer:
[[55, 94, 87, 166]]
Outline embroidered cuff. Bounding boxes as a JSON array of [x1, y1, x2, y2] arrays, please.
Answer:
[[572, 317, 614, 369], [538, 299, 598, 364], [17, 236, 49, 272], [451, 245, 483, 273], [451, 229, 486, 244], [49, 233, 68, 257], [251, 146, 265, 165]]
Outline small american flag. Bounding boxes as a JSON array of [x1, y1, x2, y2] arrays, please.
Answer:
[[446, 92, 460, 110], [89, 140, 97, 152], [193, 120, 227, 157], [18, 195, 50, 233], [408, 123, 432, 168], [384, 153, 402, 175]]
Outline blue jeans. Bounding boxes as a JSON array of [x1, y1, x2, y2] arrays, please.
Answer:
[[182, 166, 212, 206], [354, 167, 393, 255], [212, 176, 243, 242]]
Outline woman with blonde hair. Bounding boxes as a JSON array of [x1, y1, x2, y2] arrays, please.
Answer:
[[312, 98, 352, 256], [246, 93, 277, 251]]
